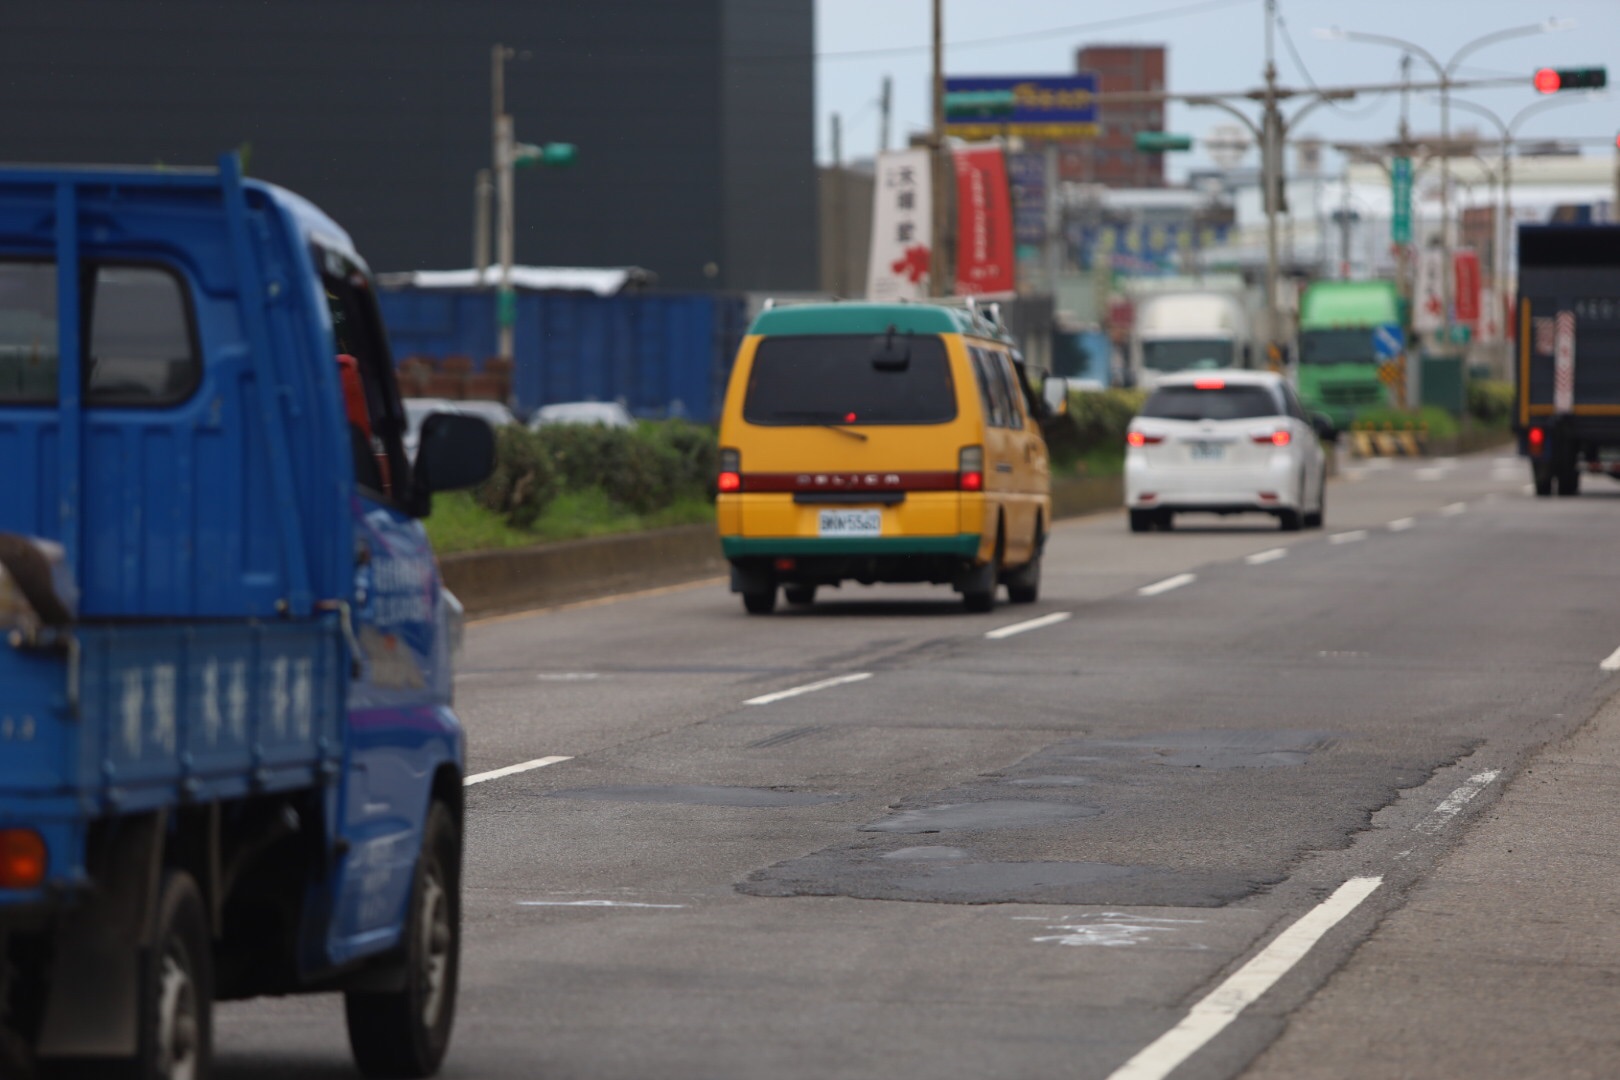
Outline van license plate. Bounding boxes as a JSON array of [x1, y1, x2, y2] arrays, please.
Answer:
[[819, 509, 881, 537], [1190, 442, 1224, 461]]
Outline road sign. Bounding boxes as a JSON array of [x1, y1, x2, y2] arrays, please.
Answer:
[[1390, 157, 1413, 246], [1373, 323, 1403, 360]]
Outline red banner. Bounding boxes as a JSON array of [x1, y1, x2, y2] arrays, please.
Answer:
[[952, 146, 1016, 296], [1454, 249, 1481, 325]]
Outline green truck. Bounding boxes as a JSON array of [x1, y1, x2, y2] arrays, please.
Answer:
[[1295, 280, 1399, 428]]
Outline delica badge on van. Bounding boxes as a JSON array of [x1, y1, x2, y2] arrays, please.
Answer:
[[716, 300, 1064, 614]]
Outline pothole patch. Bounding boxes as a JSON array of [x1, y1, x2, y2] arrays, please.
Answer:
[[860, 799, 1102, 834]]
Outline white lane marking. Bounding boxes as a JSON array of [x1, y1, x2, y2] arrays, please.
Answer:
[[1440, 502, 1468, 516], [1435, 457, 1459, 467], [745, 672, 873, 706], [1329, 530, 1368, 544], [464, 756, 574, 786], [1415, 770, 1501, 835], [1138, 573, 1196, 597], [1365, 458, 1395, 471], [1387, 517, 1416, 532], [537, 672, 601, 681], [1600, 644, 1620, 673], [1520, 484, 1535, 495], [1245, 548, 1287, 566], [1414, 467, 1446, 482], [518, 900, 688, 909], [985, 611, 1073, 640], [1106, 876, 1384, 1080]]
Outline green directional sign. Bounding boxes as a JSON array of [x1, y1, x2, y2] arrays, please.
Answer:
[[1133, 132, 1193, 153], [1391, 156, 1413, 246]]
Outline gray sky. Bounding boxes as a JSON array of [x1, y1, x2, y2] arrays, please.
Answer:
[[815, 0, 1620, 176]]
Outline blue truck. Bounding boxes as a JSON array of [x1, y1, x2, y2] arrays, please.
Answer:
[[0, 156, 495, 1078]]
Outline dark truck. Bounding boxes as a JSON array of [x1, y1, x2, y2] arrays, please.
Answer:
[[1516, 225, 1620, 496]]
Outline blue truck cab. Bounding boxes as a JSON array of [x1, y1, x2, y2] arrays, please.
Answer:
[[0, 156, 495, 1079]]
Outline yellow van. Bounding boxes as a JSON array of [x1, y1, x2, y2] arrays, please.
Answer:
[[716, 300, 1060, 614]]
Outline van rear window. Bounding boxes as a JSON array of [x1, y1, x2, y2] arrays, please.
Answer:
[[1141, 385, 1280, 421], [743, 334, 956, 426]]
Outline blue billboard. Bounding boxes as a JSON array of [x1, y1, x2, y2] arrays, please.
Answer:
[[944, 76, 1099, 140]]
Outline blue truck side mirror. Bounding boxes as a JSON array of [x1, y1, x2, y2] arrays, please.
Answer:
[[412, 412, 497, 513]]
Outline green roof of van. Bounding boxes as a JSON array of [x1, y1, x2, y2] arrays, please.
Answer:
[[748, 302, 1009, 340]]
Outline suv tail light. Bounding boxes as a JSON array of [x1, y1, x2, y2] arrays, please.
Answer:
[[1127, 431, 1164, 447], [1252, 430, 1291, 446], [718, 448, 741, 492], [0, 828, 46, 890], [959, 446, 984, 491]]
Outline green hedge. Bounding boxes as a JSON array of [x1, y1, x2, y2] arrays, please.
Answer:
[[1467, 379, 1514, 428], [1044, 388, 1147, 471], [475, 419, 718, 528]]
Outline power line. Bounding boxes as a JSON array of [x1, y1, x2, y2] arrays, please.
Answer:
[[1274, 2, 1390, 118], [811, 0, 1252, 63]]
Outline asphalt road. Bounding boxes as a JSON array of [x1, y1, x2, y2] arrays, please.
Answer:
[[215, 449, 1620, 1079]]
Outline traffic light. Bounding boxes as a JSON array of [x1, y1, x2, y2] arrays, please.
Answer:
[[513, 142, 578, 168], [1133, 132, 1193, 153], [1534, 67, 1607, 94], [944, 90, 1015, 121]]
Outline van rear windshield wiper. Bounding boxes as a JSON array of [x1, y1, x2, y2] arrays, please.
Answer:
[[768, 412, 870, 441]]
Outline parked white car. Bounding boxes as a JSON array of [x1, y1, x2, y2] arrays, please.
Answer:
[[528, 401, 635, 430], [1125, 370, 1331, 533]]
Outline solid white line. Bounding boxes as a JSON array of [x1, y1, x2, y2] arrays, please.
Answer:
[[1387, 517, 1416, 532], [1329, 530, 1368, 544], [985, 611, 1073, 640], [518, 900, 688, 909], [1138, 573, 1196, 597], [1415, 770, 1501, 835], [1520, 484, 1535, 495], [464, 756, 573, 787], [1600, 644, 1620, 673], [745, 672, 873, 705], [1107, 876, 1383, 1080], [1245, 548, 1287, 566], [1440, 502, 1468, 516]]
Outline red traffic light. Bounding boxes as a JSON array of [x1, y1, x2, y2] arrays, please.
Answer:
[[1534, 68, 1562, 94]]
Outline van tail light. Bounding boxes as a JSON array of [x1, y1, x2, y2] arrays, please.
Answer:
[[959, 446, 984, 491], [1528, 427, 1545, 453], [1127, 431, 1164, 447], [718, 448, 741, 492], [0, 828, 46, 890], [1253, 430, 1291, 446]]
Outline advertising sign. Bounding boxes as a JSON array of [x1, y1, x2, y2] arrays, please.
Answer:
[[866, 149, 933, 301], [1453, 249, 1482, 325], [952, 145, 1016, 296], [1412, 247, 1445, 333], [944, 76, 1099, 140]]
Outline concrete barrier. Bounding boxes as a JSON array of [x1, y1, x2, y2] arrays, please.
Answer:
[[447, 476, 1126, 618]]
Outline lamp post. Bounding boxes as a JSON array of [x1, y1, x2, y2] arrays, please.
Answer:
[[1315, 19, 1573, 352]]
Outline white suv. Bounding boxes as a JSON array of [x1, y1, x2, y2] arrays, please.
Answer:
[[1125, 370, 1331, 533]]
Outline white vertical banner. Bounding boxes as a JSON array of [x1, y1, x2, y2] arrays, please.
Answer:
[[1412, 247, 1445, 334], [866, 149, 932, 301], [1554, 310, 1576, 414]]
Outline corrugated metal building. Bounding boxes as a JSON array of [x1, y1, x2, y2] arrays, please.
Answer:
[[0, 0, 817, 291]]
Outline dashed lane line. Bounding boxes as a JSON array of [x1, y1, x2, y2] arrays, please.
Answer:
[[1329, 530, 1367, 544], [1106, 876, 1384, 1080], [1415, 770, 1501, 835], [985, 611, 1073, 640], [1138, 573, 1196, 597], [1387, 517, 1415, 532], [1245, 548, 1288, 566], [465, 756, 574, 787], [745, 672, 873, 706], [1440, 502, 1468, 516], [1601, 644, 1620, 673]]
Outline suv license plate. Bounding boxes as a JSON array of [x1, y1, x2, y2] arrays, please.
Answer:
[[1190, 442, 1224, 461], [818, 509, 881, 537]]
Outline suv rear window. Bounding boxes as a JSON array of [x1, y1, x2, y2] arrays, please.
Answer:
[[1141, 385, 1280, 421], [743, 334, 956, 425]]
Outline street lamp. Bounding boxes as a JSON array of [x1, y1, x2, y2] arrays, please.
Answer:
[[1314, 18, 1574, 350]]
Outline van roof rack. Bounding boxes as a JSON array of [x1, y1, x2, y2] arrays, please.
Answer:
[[755, 294, 1012, 342]]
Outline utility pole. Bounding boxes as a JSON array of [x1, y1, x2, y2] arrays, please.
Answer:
[[929, 0, 948, 297], [1262, 0, 1281, 363], [878, 76, 893, 157], [473, 168, 492, 273], [493, 43, 517, 361], [831, 113, 846, 295]]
